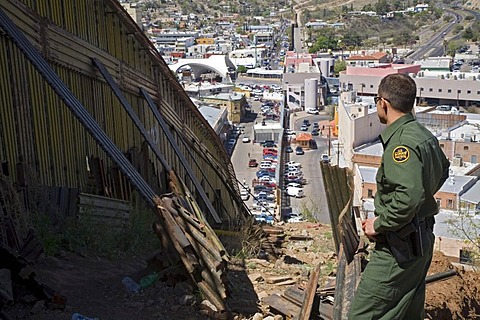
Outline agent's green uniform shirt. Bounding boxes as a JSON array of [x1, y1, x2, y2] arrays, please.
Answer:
[[373, 113, 450, 233], [349, 112, 450, 320]]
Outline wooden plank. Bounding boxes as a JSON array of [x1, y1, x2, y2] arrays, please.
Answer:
[[265, 276, 293, 284], [78, 207, 130, 220], [283, 286, 305, 306], [263, 293, 300, 319], [78, 193, 131, 211], [298, 263, 321, 320]]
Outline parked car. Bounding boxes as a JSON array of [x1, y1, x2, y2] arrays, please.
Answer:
[[261, 181, 277, 188], [248, 159, 258, 167], [295, 146, 304, 155], [285, 186, 304, 198], [285, 146, 293, 153], [258, 176, 276, 183], [263, 141, 276, 148], [306, 108, 319, 115], [286, 161, 301, 168], [256, 170, 275, 178], [286, 171, 303, 179], [263, 147, 278, 154], [286, 182, 302, 189], [321, 153, 330, 163], [287, 215, 305, 223], [254, 185, 274, 195], [242, 136, 250, 143], [254, 214, 274, 225], [285, 129, 296, 136], [240, 190, 249, 200], [286, 212, 305, 223], [259, 163, 273, 170]]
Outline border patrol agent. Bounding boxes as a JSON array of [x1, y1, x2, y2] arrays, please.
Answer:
[[348, 74, 450, 319]]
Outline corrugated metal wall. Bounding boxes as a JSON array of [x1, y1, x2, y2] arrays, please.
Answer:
[[0, 0, 246, 226]]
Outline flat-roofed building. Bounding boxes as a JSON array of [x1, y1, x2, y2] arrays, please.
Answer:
[[437, 175, 477, 210], [201, 92, 247, 123]]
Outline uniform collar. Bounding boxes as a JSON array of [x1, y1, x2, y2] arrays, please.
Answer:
[[379, 113, 415, 146]]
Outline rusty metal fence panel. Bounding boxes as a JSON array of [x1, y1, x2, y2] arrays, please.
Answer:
[[0, 0, 247, 226]]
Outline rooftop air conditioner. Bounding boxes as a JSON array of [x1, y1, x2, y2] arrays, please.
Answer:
[[452, 156, 463, 167]]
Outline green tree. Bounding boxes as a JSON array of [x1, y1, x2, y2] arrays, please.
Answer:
[[446, 40, 460, 57], [375, 0, 391, 14], [237, 65, 248, 73], [446, 210, 480, 265], [334, 60, 347, 76], [462, 27, 474, 41], [362, 4, 374, 11]]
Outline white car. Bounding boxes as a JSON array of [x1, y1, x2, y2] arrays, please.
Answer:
[[285, 129, 296, 136], [287, 182, 302, 188], [287, 212, 305, 223], [306, 108, 319, 115], [242, 136, 251, 143], [285, 186, 304, 198], [288, 216, 305, 223], [258, 176, 276, 183], [286, 161, 301, 167], [240, 190, 249, 200]]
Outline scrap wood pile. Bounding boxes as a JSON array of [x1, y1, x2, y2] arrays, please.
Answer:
[[242, 223, 338, 319]]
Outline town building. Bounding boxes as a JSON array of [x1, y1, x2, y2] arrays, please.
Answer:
[[283, 51, 327, 110], [345, 52, 389, 67], [339, 62, 480, 107], [201, 92, 247, 123]]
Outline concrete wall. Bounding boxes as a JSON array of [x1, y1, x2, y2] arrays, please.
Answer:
[[338, 100, 385, 169], [439, 139, 480, 163]]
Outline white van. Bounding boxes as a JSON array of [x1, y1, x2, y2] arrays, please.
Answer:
[[286, 186, 304, 198]]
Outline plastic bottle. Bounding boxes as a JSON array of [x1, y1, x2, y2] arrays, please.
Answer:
[[71, 313, 98, 320], [138, 272, 160, 289], [122, 276, 141, 293]]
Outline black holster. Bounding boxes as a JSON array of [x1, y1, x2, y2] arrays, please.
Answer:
[[385, 216, 424, 264]]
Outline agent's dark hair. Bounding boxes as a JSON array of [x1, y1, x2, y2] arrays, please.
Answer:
[[378, 74, 416, 113]]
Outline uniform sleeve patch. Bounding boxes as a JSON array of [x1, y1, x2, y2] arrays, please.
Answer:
[[392, 146, 410, 163]]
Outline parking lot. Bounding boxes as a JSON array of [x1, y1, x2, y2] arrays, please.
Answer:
[[229, 98, 334, 224]]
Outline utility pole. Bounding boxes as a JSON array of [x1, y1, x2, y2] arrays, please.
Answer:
[[328, 125, 331, 157], [254, 34, 257, 68]]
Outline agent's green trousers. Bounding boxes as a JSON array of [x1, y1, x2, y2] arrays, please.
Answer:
[[348, 231, 434, 320]]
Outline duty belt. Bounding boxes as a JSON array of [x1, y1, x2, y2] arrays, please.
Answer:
[[374, 216, 435, 244]]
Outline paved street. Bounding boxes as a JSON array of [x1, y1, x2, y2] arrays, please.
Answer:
[[288, 111, 332, 223], [230, 101, 334, 224]]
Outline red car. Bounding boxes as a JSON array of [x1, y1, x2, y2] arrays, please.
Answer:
[[263, 148, 278, 156], [249, 159, 258, 167]]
